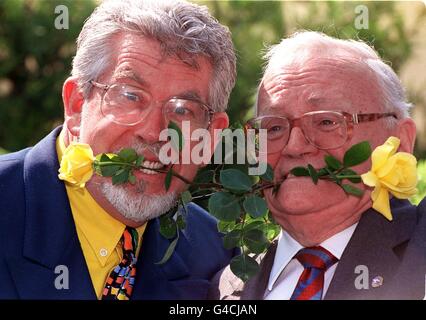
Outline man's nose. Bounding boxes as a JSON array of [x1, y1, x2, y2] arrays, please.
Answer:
[[281, 126, 317, 157], [132, 107, 166, 144]]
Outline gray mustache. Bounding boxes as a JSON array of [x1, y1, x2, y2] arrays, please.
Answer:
[[114, 141, 164, 157]]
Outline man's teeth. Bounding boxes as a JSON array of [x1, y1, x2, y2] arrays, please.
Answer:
[[140, 160, 164, 174], [143, 160, 164, 169]]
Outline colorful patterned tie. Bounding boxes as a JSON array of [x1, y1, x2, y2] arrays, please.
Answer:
[[290, 246, 338, 300], [102, 227, 139, 300]]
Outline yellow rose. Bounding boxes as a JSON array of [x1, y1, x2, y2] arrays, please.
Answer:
[[58, 143, 95, 188], [361, 136, 418, 221]]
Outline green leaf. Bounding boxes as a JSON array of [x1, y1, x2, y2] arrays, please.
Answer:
[[230, 254, 260, 282], [100, 164, 122, 177], [135, 155, 144, 167], [165, 168, 173, 191], [181, 190, 192, 205], [220, 169, 252, 192], [308, 164, 319, 184], [342, 184, 364, 197], [324, 155, 342, 170], [112, 168, 129, 185], [159, 216, 177, 239], [243, 195, 268, 218], [242, 229, 269, 254], [155, 236, 178, 265], [263, 223, 281, 240], [168, 121, 184, 151], [340, 168, 362, 183], [98, 153, 111, 162], [109, 155, 123, 162], [243, 221, 265, 232], [230, 122, 244, 130], [194, 170, 214, 183], [176, 215, 186, 230], [118, 148, 138, 163], [208, 192, 241, 221], [317, 168, 328, 176], [260, 163, 274, 182], [250, 175, 260, 185], [290, 167, 310, 176], [243, 220, 280, 241], [343, 141, 372, 168], [128, 173, 136, 185], [217, 220, 237, 233], [223, 229, 242, 249]]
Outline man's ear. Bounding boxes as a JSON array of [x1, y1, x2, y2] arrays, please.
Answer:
[[62, 77, 84, 138], [396, 117, 417, 153]]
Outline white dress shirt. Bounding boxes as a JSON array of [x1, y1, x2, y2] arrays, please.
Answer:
[[264, 223, 358, 300]]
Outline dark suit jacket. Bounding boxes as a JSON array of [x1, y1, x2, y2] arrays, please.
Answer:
[[209, 198, 426, 300], [0, 127, 235, 299]]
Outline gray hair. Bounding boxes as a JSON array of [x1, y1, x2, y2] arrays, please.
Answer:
[[260, 31, 412, 122], [71, 0, 236, 112]]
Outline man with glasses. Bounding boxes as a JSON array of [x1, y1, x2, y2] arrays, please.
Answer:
[[210, 31, 425, 300], [0, 0, 236, 299]]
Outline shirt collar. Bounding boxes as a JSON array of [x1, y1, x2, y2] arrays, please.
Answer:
[[56, 133, 146, 266], [267, 222, 358, 291]]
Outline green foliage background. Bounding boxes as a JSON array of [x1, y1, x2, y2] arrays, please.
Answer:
[[0, 0, 96, 151], [0, 0, 425, 201], [411, 160, 426, 205]]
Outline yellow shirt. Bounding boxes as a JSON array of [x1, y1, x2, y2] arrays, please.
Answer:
[[56, 135, 147, 299]]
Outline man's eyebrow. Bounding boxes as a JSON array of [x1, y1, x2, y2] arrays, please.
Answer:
[[114, 69, 150, 88], [112, 70, 204, 101], [307, 95, 329, 105], [176, 90, 203, 101]]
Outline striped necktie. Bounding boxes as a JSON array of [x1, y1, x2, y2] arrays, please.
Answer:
[[290, 246, 338, 300], [102, 227, 139, 300]]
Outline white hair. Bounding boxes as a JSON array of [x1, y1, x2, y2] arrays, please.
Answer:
[[72, 0, 236, 112], [260, 31, 412, 123], [101, 182, 178, 223]]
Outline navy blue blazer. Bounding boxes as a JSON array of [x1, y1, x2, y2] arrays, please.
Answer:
[[209, 198, 426, 299], [0, 127, 235, 299], [387, 196, 426, 299]]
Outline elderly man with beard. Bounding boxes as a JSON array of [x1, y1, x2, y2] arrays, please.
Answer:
[[0, 0, 236, 299], [209, 31, 426, 300]]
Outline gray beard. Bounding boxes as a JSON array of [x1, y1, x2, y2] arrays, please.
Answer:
[[100, 180, 178, 223], [99, 140, 177, 223]]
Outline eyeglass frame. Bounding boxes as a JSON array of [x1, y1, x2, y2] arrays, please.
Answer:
[[89, 80, 215, 128], [246, 110, 398, 151]]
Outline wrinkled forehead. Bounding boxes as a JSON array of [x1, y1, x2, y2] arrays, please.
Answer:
[[257, 56, 383, 116]]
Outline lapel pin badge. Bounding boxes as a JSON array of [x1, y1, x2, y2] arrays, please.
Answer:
[[371, 275, 384, 288]]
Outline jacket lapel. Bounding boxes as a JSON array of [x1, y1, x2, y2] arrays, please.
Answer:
[[6, 127, 96, 299], [383, 198, 426, 299], [240, 241, 277, 300], [325, 199, 417, 300]]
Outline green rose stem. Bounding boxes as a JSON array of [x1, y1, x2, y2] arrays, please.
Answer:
[[94, 158, 360, 198], [95, 160, 359, 187], [94, 159, 222, 189]]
